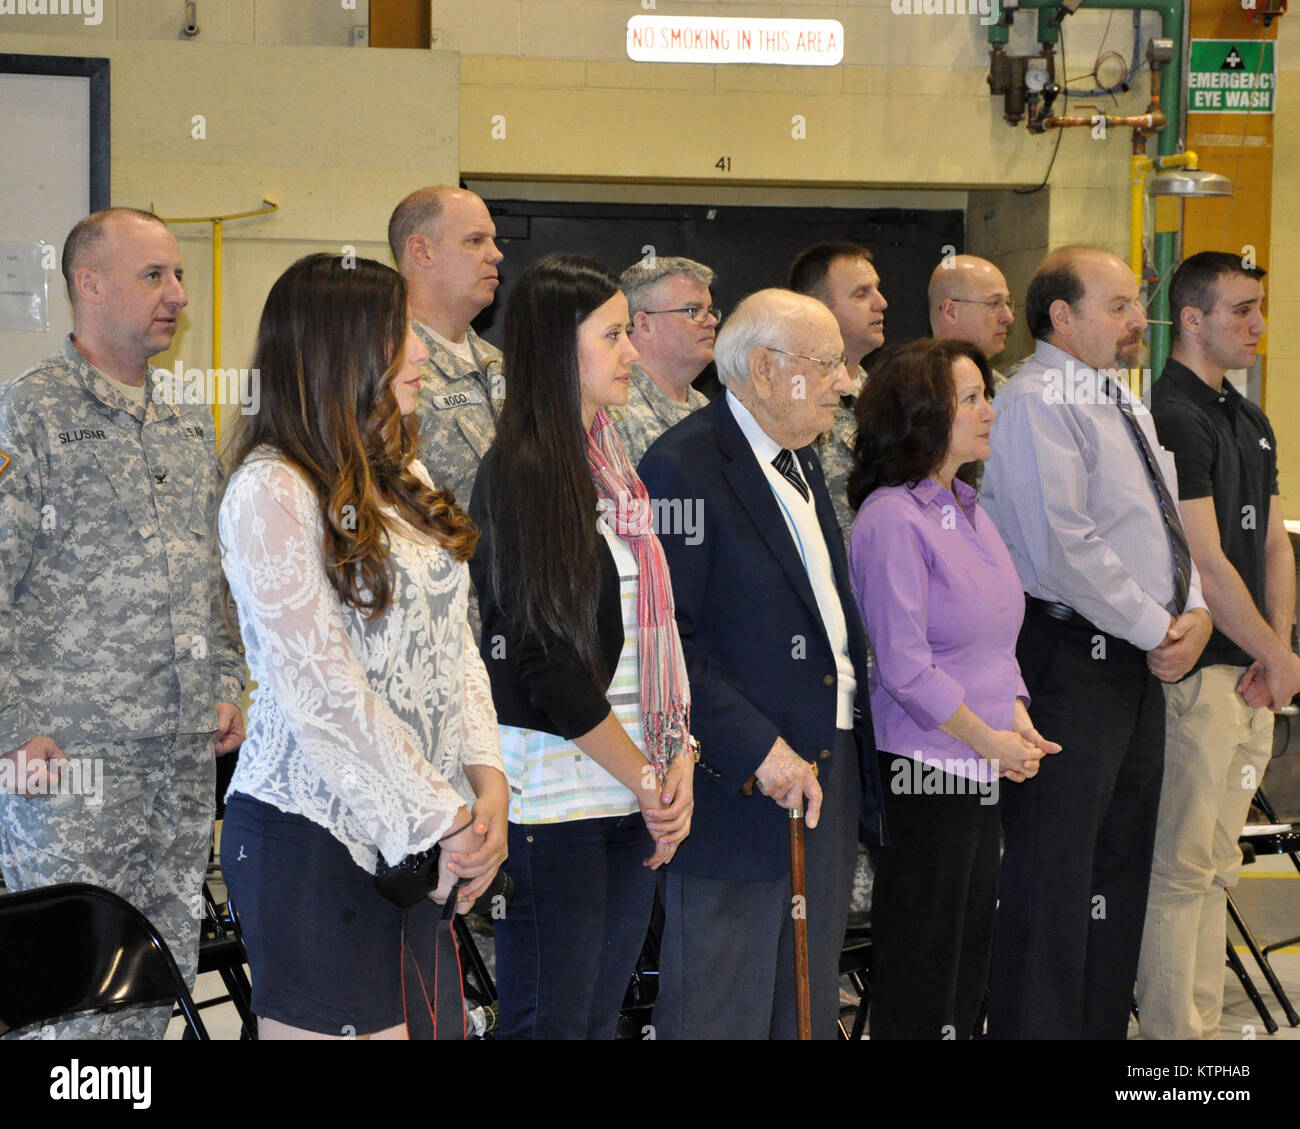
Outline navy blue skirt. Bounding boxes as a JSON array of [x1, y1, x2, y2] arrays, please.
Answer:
[[221, 793, 444, 1036]]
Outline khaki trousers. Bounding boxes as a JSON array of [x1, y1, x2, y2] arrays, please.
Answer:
[[1136, 665, 1274, 1040]]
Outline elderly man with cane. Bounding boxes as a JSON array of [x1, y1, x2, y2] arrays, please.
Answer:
[[639, 288, 885, 1040]]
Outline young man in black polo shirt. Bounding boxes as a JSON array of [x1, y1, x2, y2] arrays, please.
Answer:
[[1137, 251, 1300, 1038]]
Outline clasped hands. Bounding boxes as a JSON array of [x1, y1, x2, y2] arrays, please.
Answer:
[[432, 783, 510, 913], [1147, 609, 1212, 684], [983, 701, 1061, 783], [638, 748, 695, 869]]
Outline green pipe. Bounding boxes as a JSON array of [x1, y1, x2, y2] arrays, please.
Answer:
[[988, 0, 1186, 378], [1035, 8, 1060, 46]]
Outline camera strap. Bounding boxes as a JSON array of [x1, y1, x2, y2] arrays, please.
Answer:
[[399, 888, 465, 1040]]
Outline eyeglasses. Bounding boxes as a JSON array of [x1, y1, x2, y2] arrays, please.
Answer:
[[765, 346, 848, 377], [642, 304, 722, 325], [948, 296, 1015, 314]]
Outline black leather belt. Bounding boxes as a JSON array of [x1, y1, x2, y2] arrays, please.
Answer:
[[1025, 594, 1099, 633]]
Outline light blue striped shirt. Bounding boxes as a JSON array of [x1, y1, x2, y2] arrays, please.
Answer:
[[982, 341, 1206, 652]]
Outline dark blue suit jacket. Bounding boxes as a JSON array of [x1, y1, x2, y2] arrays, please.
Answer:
[[638, 394, 886, 883]]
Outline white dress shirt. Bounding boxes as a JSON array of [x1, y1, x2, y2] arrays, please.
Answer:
[[727, 391, 857, 727]]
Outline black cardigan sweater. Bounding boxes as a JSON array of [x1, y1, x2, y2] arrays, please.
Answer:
[[468, 452, 626, 740]]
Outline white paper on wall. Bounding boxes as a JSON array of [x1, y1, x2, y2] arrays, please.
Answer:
[[0, 242, 51, 333]]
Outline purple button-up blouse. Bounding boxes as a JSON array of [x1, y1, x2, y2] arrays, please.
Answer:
[[848, 478, 1029, 783]]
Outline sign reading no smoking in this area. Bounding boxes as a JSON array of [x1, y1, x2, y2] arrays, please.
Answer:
[[1188, 39, 1276, 114], [626, 16, 844, 66]]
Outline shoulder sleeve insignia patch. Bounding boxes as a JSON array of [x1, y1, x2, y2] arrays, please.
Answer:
[[0, 451, 9, 477]]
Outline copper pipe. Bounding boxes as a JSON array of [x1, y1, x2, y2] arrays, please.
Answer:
[[1042, 109, 1167, 130]]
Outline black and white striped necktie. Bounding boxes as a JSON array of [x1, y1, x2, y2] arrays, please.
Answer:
[[772, 448, 810, 503]]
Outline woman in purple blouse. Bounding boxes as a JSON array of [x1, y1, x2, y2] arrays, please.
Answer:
[[846, 338, 1059, 1040]]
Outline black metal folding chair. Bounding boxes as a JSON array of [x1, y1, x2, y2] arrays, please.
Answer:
[[1248, 788, 1300, 965], [1229, 788, 1300, 1029], [192, 880, 257, 1039], [617, 890, 663, 1040], [0, 882, 208, 1038], [190, 747, 258, 1038], [838, 920, 873, 1040], [1224, 923, 1280, 1035]]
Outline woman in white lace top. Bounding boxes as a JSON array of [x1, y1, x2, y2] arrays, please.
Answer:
[[218, 253, 507, 1040]]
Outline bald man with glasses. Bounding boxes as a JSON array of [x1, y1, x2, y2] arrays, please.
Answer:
[[929, 255, 1017, 389]]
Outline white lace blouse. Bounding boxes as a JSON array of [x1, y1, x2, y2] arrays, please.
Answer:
[[219, 451, 503, 873]]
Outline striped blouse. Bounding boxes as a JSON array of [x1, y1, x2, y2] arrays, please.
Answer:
[[499, 531, 644, 824]]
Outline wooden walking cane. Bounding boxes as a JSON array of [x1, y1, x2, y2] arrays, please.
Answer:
[[787, 799, 812, 1041], [743, 763, 817, 1041]]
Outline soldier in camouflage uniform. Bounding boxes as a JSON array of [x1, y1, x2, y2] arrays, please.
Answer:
[[609, 256, 717, 467], [815, 366, 870, 543], [411, 326, 503, 501], [388, 187, 505, 506], [789, 242, 889, 542], [0, 209, 245, 1039]]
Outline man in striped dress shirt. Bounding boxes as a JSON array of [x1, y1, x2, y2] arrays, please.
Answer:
[[981, 245, 1212, 1040]]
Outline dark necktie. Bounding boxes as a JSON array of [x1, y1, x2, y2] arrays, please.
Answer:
[[772, 449, 810, 503], [1102, 377, 1192, 614]]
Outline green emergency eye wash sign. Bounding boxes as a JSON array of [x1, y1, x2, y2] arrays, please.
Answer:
[[1188, 40, 1276, 114]]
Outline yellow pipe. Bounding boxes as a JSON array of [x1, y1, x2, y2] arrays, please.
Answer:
[[1129, 151, 1206, 394], [1131, 150, 1202, 280], [1131, 153, 1150, 283], [213, 217, 223, 446], [160, 202, 279, 225], [151, 199, 279, 447]]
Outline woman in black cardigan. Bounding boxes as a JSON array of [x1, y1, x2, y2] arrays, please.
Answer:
[[469, 253, 696, 1040]]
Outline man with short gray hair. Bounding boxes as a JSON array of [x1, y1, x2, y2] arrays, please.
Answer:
[[609, 255, 718, 466], [638, 288, 885, 1039]]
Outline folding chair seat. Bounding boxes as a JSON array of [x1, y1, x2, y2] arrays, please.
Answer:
[[0, 882, 207, 1038]]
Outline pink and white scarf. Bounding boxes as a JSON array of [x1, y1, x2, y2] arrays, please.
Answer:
[[586, 409, 692, 778]]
